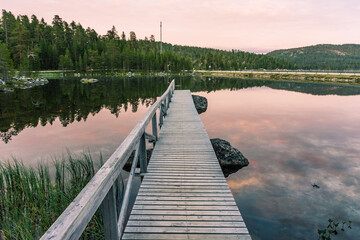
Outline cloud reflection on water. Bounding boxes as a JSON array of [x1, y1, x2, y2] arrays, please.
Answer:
[[197, 86, 360, 239]]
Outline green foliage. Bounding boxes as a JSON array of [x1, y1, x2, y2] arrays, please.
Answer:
[[59, 49, 74, 70], [0, 153, 104, 239], [317, 219, 352, 240], [268, 44, 360, 70], [0, 42, 13, 78], [0, 10, 295, 73], [162, 43, 295, 70], [0, 11, 193, 72]]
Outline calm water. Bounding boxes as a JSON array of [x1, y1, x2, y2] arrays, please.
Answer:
[[1, 76, 360, 239]]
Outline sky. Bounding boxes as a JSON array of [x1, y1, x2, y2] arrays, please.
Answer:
[[1, 0, 360, 53]]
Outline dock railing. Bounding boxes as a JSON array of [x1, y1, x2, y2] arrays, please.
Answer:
[[40, 80, 175, 240]]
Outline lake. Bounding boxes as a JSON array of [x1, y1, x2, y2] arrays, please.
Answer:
[[1, 76, 359, 239]]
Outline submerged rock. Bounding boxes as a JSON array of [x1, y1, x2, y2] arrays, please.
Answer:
[[123, 149, 153, 172], [210, 138, 249, 177], [192, 95, 208, 114]]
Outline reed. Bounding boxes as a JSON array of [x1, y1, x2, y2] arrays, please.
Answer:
[[0, 153, 104, 239]]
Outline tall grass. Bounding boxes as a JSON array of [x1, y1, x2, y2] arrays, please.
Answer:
[[0, 153, 104, 239]]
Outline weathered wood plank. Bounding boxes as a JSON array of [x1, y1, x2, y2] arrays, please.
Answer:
[[130, 210, 241, 216], [123, 234, 252, 240], [124, 226, 249, 234], [137, 192, 233, 197], [139, 184, 227, 187], [134, 200, 237, 206], [142, 179, 227, 184], [139, 184, 230, 189], [126, 220, 246, 227], [132, 205, 239, 211], [128, 215, 244, 221], [138, 189, 232, 193]]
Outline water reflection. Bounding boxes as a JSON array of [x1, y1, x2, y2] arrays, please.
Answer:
[[1, 76, 360, 239], [1, 76, 359, 145], [0, 77, 170, 165], [0, 77, 169, 144], [195, 86, 360, 240]]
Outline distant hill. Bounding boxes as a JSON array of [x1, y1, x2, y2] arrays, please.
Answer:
[[267, 44, 360, 70], [161, 43, 295, 70]]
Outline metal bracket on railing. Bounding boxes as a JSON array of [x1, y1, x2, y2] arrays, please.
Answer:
[[145, 132, 156, 143]]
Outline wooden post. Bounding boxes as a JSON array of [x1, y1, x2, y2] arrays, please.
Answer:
[[164, 98, 167, 115], [167, 92, 171, 108], [139, 133, 147, 174], [159, 104, 164, 127], [152, 112, 158, 141], [168, 91, 172, 103], [117, 144, 140, 237], [116, 173, 124, 217], [101, 185, 119, 240]]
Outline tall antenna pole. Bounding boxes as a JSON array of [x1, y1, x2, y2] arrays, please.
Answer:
[[160, 21, 162, 54]]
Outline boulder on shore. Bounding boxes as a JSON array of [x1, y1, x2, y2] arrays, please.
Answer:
[[192, 95, 208, 114], [210, 138, 249, 177]]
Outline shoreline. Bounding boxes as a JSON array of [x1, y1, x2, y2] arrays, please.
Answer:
[[196, 70, 360, 85]]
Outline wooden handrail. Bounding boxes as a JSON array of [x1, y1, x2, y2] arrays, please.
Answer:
[[41, 80, 175, 240]]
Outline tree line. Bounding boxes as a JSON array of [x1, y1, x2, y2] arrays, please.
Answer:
[[162, 43, 294, 70], [0, 10, 192, 75], [268, 44, 360, 70], [0, 10, 295, 78]]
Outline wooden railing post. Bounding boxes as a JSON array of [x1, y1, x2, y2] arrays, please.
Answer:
[[139, 133, 147, 174], [159, 103, 164, 127], [167, 92, 171, 109], [116, 174, 124, 217], [101, 185, 119, 240], [118, 143, 140, 237], [164, 98, 167, 114], [152, 112, 158, 141], [168, 91, 172, 103]]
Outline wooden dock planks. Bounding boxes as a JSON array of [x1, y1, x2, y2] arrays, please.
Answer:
[[122, 90, 251, 240]]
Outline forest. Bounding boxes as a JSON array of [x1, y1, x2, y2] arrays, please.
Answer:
[[268, 44, 360, 70], [0, 10, 294, 78]]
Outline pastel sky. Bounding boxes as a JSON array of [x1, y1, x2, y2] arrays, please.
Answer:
[[1, 0, 360, 53]]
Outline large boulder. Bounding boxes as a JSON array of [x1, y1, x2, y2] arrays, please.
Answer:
[[192, 95, 208, 114], [210, 138, 249, 177]]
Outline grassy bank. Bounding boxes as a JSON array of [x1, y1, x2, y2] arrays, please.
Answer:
[[199, 71, 360, 85], [0, 154, 104, 239]]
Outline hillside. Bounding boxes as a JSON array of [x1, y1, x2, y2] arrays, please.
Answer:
[[267, 44, 360, 70], [162, 43, 294, 70]]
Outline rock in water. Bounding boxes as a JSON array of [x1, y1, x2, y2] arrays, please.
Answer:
[[192, 95, 208, 114], [210, 138, 249, 177]]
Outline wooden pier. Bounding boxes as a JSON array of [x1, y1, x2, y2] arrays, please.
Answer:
[[122, 90, 250, 239], [41, 81, 251, 240]]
